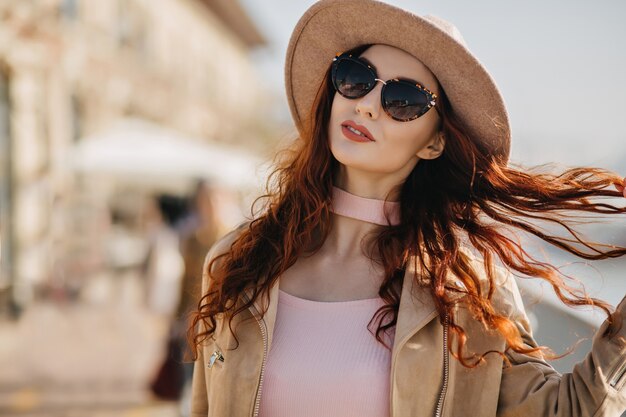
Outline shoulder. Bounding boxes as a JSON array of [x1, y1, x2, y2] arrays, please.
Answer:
[[456, 246, 529, 323], [201, 220, 251, 293]]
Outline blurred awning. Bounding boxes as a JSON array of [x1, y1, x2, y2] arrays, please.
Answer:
[[68, 117, 270, 193]]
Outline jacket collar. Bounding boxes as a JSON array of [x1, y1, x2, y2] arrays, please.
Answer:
[[243, 254, 440, 355]]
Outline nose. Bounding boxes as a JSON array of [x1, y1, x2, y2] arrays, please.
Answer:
[[355, 78, 386, 119]]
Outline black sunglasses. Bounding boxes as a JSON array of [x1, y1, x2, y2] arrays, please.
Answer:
[[331, 52, 438, 122]]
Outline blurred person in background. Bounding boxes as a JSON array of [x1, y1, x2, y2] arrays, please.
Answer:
[[140, 194, 187, 401], [140, 195, 185, 318]]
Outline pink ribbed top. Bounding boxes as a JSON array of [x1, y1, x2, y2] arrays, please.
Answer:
[[257, 289, 395, 417]]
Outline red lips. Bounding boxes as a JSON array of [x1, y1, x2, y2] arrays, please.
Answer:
[[341, 120, 375, 141]]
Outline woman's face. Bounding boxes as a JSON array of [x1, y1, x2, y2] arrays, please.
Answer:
[[328, 44, 445, 187]]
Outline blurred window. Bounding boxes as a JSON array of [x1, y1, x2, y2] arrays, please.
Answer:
[[116, 0, 148, 56], [70, 94, 83, 143], [0, 68, 12, 289], [59, 0, 79, 20]]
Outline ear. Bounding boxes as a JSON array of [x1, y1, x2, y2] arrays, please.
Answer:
[[416, 132, 445, 160]]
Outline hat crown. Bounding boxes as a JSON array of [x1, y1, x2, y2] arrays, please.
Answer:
[[422, 14, 468, 48]]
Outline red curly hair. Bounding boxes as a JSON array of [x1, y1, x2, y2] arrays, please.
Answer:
[[187, 43, 626, 369]]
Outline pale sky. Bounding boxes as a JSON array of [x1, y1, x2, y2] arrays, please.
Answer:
[[240, 0, 626, 171]]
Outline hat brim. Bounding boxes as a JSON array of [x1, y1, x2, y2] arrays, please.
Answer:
[[284, 0, 511, 162]]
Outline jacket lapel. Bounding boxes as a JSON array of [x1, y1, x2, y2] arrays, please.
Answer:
[[392, 255, 438, 354], [244, 277, 280, 350]]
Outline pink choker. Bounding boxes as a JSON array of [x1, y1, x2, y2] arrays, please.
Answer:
[[330, 185, 401, 226]]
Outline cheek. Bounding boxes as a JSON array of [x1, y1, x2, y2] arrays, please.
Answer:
[[371, 139, 418, 171], [365, 124, 436, 171], [328, 96, 360, 146], [329, 94, 349, 123], [383, 125, 426, 156]]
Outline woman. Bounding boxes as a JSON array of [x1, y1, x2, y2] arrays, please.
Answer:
[[188, 1, 626, 416]]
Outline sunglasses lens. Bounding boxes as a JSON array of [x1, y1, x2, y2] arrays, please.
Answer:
[[332, 59, 375, 98], [382, 81, 431, 121]]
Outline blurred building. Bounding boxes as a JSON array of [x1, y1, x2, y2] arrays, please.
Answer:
[[0, 0, 279, 315]]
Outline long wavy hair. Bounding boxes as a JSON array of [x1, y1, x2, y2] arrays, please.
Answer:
[[187, 43, 626, 368]]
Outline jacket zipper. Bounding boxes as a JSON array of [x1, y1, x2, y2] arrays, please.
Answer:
[[608, 358, 626, 389], [246, 294, 268, 417], [389, 312, 450, 417], [434, 313, 450, 417]]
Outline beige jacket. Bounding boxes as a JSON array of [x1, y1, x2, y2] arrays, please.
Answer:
[[191, 224, 626, 417]]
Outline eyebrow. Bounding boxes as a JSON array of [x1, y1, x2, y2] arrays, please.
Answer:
[[358, 56, 428, 87]]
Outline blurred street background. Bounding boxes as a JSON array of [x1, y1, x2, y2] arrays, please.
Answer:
[[0, 0, 624, 416]]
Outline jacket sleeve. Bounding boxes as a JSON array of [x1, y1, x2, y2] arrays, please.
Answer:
[[190, 247, 212, 417], [190, 333, 209, 417], [189, 221, 250, 417], [495, 271, 626, 417]]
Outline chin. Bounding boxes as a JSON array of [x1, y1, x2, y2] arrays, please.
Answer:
[[330, 144, 373, 171], [332, 142, 416, 177]]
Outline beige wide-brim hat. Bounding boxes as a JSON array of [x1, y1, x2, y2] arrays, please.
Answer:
[[284, 0, 512, 163]]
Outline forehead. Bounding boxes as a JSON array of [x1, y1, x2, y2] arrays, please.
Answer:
[[358, 44, 440, 94]]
